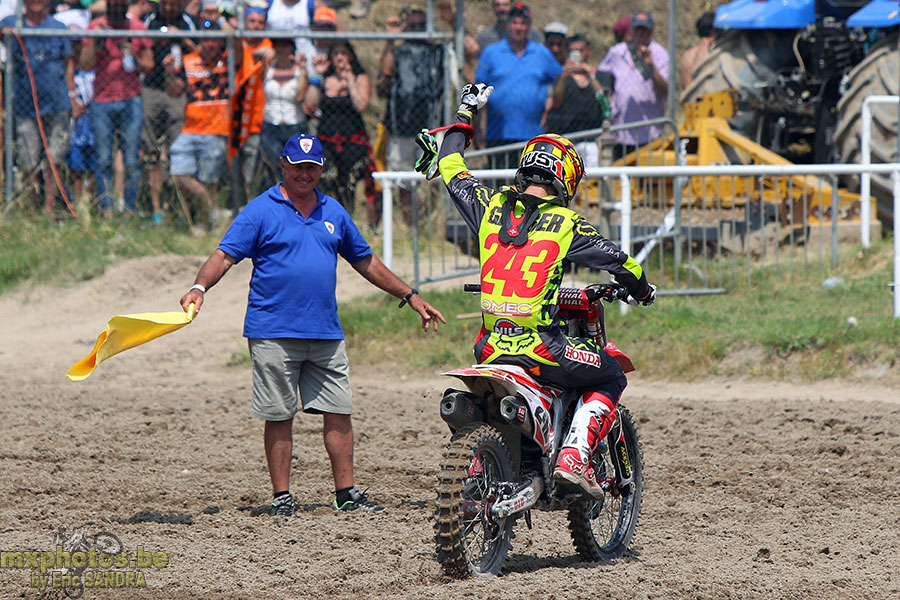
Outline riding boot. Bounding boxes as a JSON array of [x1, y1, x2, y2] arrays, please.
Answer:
[[552, 392, 617, 498]]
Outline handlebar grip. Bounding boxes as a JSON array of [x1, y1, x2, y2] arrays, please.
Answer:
[[586, 282, 630, 303], [464, 284, 482, 293]]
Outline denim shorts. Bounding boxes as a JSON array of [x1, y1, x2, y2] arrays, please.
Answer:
[[170, 133, 227, 183], [248, 338, 352, 421]]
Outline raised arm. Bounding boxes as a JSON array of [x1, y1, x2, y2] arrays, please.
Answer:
[[430, 83, 496, 233]]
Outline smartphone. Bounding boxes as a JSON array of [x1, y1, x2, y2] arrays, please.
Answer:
[[568, 49, 582, 64]]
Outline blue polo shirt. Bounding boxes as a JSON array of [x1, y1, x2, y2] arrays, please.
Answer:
[[474, 39, 561, 141], [218, 184, 373, 340]]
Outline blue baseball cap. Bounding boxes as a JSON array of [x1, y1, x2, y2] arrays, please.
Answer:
[[631, 11, 654, 30], [282, 135, 325, 166]]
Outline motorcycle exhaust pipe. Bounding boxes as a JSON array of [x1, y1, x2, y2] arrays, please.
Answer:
[[499, 395, 533, 436], [440, 389, 483, 431]]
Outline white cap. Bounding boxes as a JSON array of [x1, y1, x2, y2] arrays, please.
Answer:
[[543, 21, 568, 36]]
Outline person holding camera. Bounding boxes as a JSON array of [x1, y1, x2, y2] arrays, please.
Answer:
[[376, 7, 444, 226], [81, 0, 153, 218], [142, 0, 199, 225], [595, 10, 669, 160], [544, 34, 607, 168]]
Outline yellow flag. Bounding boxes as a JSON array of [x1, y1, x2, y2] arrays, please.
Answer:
[[67, 305, 196, 381]]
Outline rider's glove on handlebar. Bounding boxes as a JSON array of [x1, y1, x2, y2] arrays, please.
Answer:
[[458, 83, 493, 115], [627, 284, 656, 307]]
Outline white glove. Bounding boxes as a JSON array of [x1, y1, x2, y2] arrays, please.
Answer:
[[458, 83, 493, 113], [627, 284, 656, 307]]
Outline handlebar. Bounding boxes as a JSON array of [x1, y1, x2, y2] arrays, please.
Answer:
[[584, 283, 630, 303], [463, 282, 630, 303]]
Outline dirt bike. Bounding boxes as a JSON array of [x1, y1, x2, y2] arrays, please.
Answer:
[[433, 282, 643, 577]]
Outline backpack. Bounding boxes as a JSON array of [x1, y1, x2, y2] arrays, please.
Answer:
[[386, 42, 444, 137]]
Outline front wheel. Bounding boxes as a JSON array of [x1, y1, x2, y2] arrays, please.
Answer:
[[567, 406, 643, 561], [434, 423, 515, 577]]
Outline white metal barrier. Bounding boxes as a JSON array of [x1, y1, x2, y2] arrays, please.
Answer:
[[373, 162, 900, 318], [860, 95, 899, 249], [894, 171, 900, 319]]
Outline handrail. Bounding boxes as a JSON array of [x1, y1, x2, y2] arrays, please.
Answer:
[[465, 117, 679, 159], [2, 27, 453, 41], [373, 163, 900, 180], [375, 162, 900, 318]]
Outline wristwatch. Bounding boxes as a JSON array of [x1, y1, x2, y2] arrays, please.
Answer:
[[398, 288, 417, 308]]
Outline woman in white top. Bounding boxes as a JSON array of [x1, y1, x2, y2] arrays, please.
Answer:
[[260, 37, 309, 174]]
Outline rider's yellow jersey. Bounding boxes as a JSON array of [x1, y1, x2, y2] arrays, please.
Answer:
[[436, 114, 650, 360]]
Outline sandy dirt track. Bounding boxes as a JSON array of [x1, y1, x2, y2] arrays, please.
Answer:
[[1, 254, 899, 600]]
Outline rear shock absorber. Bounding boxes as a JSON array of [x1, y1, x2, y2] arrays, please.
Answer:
[[585, 304, 601, 342]]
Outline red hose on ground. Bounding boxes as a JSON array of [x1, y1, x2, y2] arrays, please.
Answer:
[[11, 28, 89, 230]]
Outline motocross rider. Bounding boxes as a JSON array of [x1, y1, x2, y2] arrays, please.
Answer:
[[416, 83, 656, 498]]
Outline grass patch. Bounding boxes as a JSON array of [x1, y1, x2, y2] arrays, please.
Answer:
[[339, 290, 482, 372], [335, 238, 900, 381], [0, 215, 219, 295], [5, 216, 899, 382]]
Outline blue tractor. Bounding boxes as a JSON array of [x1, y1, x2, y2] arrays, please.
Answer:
[[681, 0, 899, 222]]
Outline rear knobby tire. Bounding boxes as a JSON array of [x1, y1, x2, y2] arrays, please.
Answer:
[[434, 423, 515, 578], [833, 32, 899, 225], [681, 30, 796, 103], [680, 30, 796, 139], [567, 406, 643, 561]]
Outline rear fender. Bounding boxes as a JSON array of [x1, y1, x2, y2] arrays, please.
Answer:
[[443, 365, 561, 452], [605, 341, 635, 374]]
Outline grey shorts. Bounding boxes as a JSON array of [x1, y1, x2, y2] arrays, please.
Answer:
[[249, 338, 352, 421], [15, 111, 70, 172], [141, 85, 185, 165]]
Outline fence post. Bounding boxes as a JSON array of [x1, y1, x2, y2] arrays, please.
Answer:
[[861, 98, 872, 249], [831, 175, 839, 269], [411, 181, 420, 286], [226, 28, 238, 211], [382, 179, 393, 269], [619, 173, 632, 315], [3, 32, 14, 206]]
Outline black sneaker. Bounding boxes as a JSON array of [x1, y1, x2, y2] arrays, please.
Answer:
[[271, 493, 294, 517], [332, 487, 385, 514]]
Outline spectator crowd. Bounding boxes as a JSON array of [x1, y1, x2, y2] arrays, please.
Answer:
[[0, 0, 710, 227]]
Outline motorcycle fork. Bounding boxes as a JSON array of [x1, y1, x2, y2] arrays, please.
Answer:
[[607, 416, 634, 494]]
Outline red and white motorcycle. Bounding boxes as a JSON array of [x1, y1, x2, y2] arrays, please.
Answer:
[[434, 282, 643, 577]]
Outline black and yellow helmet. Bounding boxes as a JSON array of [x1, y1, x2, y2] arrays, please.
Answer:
[[515, 134, 585, 206]]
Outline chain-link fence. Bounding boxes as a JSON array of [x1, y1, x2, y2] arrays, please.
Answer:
[[0, 8, 456, 230], [0, 1, 688, 238]]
